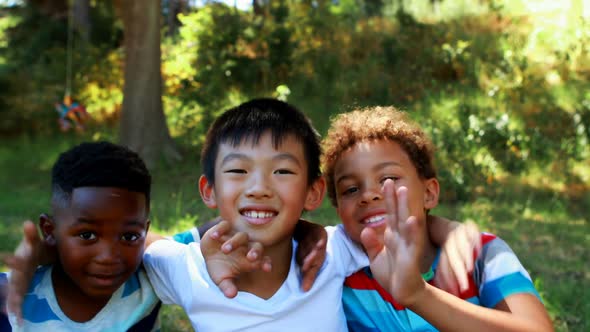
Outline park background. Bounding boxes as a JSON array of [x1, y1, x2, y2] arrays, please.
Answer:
[[0, 0, 588, 330]]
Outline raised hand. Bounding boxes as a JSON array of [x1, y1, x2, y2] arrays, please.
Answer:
[[200, 220, 272, 298], [360, 179, 427, 306], [3, 220, 44, 323], [434, 221, 481, 296]]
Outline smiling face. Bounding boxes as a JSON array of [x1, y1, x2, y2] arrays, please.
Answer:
[[333, 139, 439, 244], [42, 187, 149, 301], [199, 131, 324, 247]]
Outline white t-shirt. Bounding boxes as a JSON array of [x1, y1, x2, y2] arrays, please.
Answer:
[[144, 225, 368, 331]]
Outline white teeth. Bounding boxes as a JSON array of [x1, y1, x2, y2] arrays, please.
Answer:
[[243, 210, 275, 219], [364, 215, 386, 224]]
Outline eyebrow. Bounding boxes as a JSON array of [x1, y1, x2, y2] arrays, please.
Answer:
[[74, 218, 146, 227], [273, 153, 301, 167], [335, 161, 401, 185], [220, 152, 302, 167], [220, 153, 250, 167]]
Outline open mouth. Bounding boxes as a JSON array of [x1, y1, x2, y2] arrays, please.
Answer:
[[361, 214, 387, 227], [240, 209, 277, 225]]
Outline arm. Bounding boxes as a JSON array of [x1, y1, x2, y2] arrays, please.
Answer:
[[4, 220, 52, 321], [362, 180, 553, 332], [409, 286, 553, 332], [293, 219, 327, 291]]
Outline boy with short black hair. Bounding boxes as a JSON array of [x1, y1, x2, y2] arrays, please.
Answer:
[[143, 98, 370, 330], [1, 142, 161, 331], [322, 106, 553, 331]]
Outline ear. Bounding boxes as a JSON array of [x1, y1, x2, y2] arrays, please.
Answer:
[[39, 213, 56, 246], [423, 178, 440, 210], [199, 175, 217, 209], [304, 177, 326, 211]]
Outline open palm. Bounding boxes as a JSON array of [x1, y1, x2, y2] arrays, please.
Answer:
[[360, 179, 427, 306]]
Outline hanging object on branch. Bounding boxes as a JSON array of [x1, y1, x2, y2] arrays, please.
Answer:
[[53, 0, 90, 133]]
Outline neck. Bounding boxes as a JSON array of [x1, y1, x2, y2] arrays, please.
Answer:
[[235, 238, 293, 299], [420, 235, 438, 275], [52, 264, 110, 322]]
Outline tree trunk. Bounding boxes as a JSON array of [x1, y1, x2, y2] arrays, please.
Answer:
[[116, 0, 181, 168]]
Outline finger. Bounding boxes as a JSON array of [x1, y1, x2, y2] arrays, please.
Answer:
[[360, 227, 383, 261], [247, 242, 264, 262], [467, 222, 482, 260], [434, 251, 460, 296], [209, 220, 232, 241], [222, 232, 249, 253], [396, 186, 411, 229], [301, 237, 326, 272], [451, 233, 470, 292], [300, 253, 321, 292], [218, 279, 238, 299], [382, 179, 399, 232], [261, 256, 272, 273], [22, 220, 40, 246]]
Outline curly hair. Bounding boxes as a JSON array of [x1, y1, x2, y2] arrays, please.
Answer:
[[321, 106, 436, 207]]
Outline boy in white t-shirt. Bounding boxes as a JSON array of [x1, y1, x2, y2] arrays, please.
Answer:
[[143, 98, 368, 331]]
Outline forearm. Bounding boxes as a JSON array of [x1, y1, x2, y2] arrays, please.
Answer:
[[410, 284, 553, 332], [427, 215, 459, 246]]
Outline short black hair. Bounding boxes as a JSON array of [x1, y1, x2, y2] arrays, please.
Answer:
[[51, 141, 151, 208], [201, 98, 321, 185]]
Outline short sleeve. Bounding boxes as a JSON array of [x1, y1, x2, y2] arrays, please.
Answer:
[[474, 234, 541, 308], [326, 225, 369, 277], [171, 227, 201, 244], [143, 240, 194, 306]]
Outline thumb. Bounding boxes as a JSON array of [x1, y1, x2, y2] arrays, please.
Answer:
[[218, 279, 238, 299], [360, 227, 383, 261], [23, 221, 40, 246]]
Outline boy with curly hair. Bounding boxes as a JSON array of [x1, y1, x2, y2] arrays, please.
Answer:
[[322, 106, 553, 331]]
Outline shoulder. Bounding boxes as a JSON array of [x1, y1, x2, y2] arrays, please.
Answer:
[[171, 227, 200, 244], [474, 233, 541, 307]]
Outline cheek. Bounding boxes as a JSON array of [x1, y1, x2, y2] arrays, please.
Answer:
[[57, 240, 92, 272], [337, 207, 362, 242], [122, 245, 145, 270]]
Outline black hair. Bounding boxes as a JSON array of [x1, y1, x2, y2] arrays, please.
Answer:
[[51, 141, 151, 208], [201, 98, 321, 185]]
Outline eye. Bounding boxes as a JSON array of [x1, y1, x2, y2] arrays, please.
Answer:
[[341, 186, 358, 196], [78, 232, 96, 241], [274, 169, 295, 175], [225, 169, 246, 174], [121, 233, 141, 242]]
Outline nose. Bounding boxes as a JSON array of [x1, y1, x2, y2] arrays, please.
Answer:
[[245, 171, 272, 199], [360, 186, 382, 205], [94, 240, 121, 265]]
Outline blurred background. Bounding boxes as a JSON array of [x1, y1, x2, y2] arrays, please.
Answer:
[[0, 0, 588, 330]]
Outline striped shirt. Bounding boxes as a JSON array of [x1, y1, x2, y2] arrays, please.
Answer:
[[2, 265, 161, 332], [342, 233, 541, 331]]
